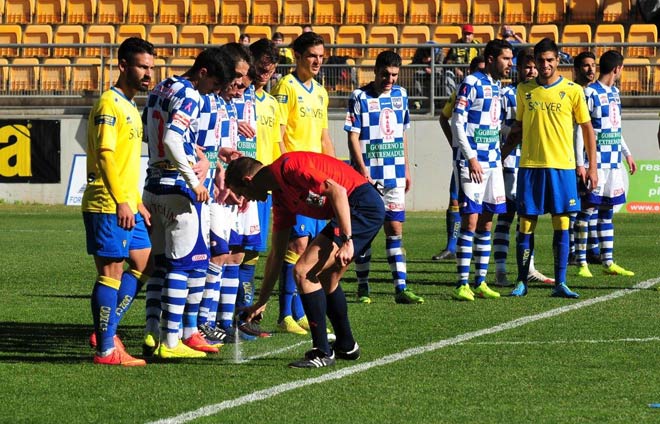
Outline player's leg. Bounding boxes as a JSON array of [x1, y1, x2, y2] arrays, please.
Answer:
[[587, 209, 602, 264], [574, 207, 594, 277], [493, 208, 515, 286], [433, 171, 459, 260], [510, 168, 541, 297], [453, 164, 480, 301], [354, 247, 373, 303], [598, 167, 634, 276]]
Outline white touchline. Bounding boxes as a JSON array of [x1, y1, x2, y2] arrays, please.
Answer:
[[147, 277, 660, 424], [467, 337, 660, 346]]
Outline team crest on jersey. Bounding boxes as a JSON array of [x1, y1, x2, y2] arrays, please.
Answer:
[[368, 99, 380, 111], [379, 108, 396, 141], [525, 92, 532, 100], [218, 107, 228, 119], [483, 86, 492, 98], [599, 94, 608, 104], [318, 95, 324, 104], [305, 191, 326, 207], [392, 97, 403, 109], [559, 91, 566, 99]]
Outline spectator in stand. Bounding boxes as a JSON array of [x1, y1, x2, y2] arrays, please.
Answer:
[[239, 33, 250, 46], [302, 24, 313, 33], [272, 31, 295, 81], [410, 42, 444, 109], [444, 24, 480, 81]]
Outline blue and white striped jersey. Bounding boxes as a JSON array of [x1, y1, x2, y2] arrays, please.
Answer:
[[500, 84, 520, 171], [451, 71, 502, 169], [218, 96, 239, 154], [233, 85, 258, 159], [584, 80, 624, 169], [344, 83, 410, 189], [197, 94, 221, 191]]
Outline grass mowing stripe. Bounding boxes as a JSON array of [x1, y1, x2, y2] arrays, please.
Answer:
[[147, 276, 660, 424], [239, 340, 309, 363]]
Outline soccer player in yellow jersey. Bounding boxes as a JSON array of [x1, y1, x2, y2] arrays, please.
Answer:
[[503, 38, 598, 298], [82, 37, 155, 366], [270, 32, 336, 334]]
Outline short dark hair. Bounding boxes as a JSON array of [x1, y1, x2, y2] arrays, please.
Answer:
[[118, 37, 155, 64], [516, 48, 535, 70], [272, 31, 284, 41], [375, 50, 402, 70], [599, 50, 624, 74], [225, 157, 264, 189], [250, 38, 280, 65], [189, 47, 234, 83], [469, 55, 485, 73], [573, 51, 596, 71], [484, 39, 512, 62], [220, 42, 254, 74], [534, 38, 559, 58], [291, 31, 324, 55]]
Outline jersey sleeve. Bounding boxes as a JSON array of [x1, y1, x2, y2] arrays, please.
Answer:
[[344, 90, 363, 133], [93, 98, 120, 153], [271, 79, 293, 127], [572, 85, 591, 125]]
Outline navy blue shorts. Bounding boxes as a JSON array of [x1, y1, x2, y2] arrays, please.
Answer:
[[517, 168, 581, 216]]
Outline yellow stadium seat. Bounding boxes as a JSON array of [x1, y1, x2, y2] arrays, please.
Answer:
[[314, 25, 336, 52], [503, 0, 533, 24], [116, 24, 146, 44], [335, 25, 366, 58], [126, 0, 156, 23], [274, 25, 302, 43], [627, 24, 657, 58], [472, 25, 494, 44], [0, 25, 22, 57], [0, 58, 8, 92], [168, 57, 195, 77], [377, 0, 407, 24], [602, 0, 630, 22], [567, 0, 597, 23], [41, 58, 71, 92], [282, 0, 311, 24], [189, 0, 218, 23], [153, 57, 166, 84], [0, 0, 5, 23], [345, 0, 374, 24], [408, 0, 438, 24], [528, 24, 559, 43], [149, 24, 177, 58], [535, 0, 564, 23], [159, 0, 188, 23], [72, 58, 101, 91], [66, 0, 95, 23], [252, 0, 281, 24], [314, 0, 344, 24], [22, 24, 52, 57], [243, 25, 272, 42], [652, 57, 660, 92], [367, 25, 398, 58], [594, 23, 624, 57], [560, 24, 592, 58], [85, 24, 115, 57], [472, 0, 501, 24], [35, 0, 63, 23], [178, 25, 208, 58], [5, 0, 34, 23], [97, 0, 127, 23], [556, 64, 574, 81], [10, 58, 40, 92], [210, 25, 240, 45], [399, 24, 430, 61], [53, 25, 84, 57], [621, 58, 650, 95], [439, 0, 470, 24], [357, 58, 375, 86], [433, 25, 461, 58], [220, 0, 249, 24]]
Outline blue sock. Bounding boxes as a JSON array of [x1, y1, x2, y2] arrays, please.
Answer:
[[597, 208, 614, 266], [279, 262, 296, 321], [300, 289, 330, 355], [161, 270, 189, 348], [553, 229, 569, 284], [292, 290, 306, 321], [91, 276, 120, 354], [325, 285, 355, 351], [115, 269, 143, 327], [183, 268, 206, 339], [237, 263, 256, 311], [516, 232, 534, 283], [447, 208, 461, 253], [199, 262, 222, 326], [456, 228, 474, 287], [386, 235, 407, 293], [588, 209, 601, 257], [472, 230, 491, 286], [493, 214, 513, 273], [218, 264, 239, 329]]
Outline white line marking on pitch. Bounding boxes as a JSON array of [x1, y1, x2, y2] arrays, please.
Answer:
[[147, 277, 660, 424], [467, 337, 660, 346], [237, 340, 308, 364]]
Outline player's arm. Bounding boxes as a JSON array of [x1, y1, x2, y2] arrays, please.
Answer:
[[579, 120, 598, 190], [439, 113, 453, 147], [97, 148, 135, 230], [403, 132, 412, 192], [347, 131, 369, 181], [574, 123, 587, 182], [322, 178, 353, 267], [162, 129, 208, 202], [321, 128, 335, 157], [621, 137, 637, 175], [450, 90, 482, 183], [501, 120, 522, 160]]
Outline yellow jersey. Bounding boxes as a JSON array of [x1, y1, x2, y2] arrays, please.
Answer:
[[516, 76, 590, 169], [82, 87, 143, 213], [271, 73, 329, 153], [441, 91, 457, 119], [255, 88, 282, 165]]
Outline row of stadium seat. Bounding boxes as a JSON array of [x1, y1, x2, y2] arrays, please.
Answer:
[[0, 22, 655, 60], [0, 0, 637, 25]]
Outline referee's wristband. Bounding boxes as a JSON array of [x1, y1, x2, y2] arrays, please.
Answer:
[[340, 234, 352, 243]]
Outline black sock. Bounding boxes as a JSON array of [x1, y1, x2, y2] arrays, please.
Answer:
[[325, 285, 355, 352], [300, 289, 330, 355]]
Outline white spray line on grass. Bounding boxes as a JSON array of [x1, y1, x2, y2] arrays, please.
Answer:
[[147, 277, 660, 424], [467, 337, 660, 346], [237, 340, 309, 364]]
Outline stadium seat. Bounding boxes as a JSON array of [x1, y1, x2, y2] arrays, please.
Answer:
[[0, 58, 8, 92], [620, 58, 650, 95], [274, 25, 303, 43], [41, 58, 71, 92], [528, 24, 559, 43], [72, 58, 101, 92], [252, 0, 281, 24], [627, 24, 657, 58], [148, 24, 177, 58], [22, 24, 52, 57], [189, 0, 218, 23], [167, 57, 195, 77], [126, 0, 156, 23], [314, 25, 336, 53], [158, 0, 188, 23], [367, 25, 398, 58], [210, 25, 240, 45], [0, 0, 4, 22], [282, 0, 311, 24], [65, 0, 95, 23], [560, 24, 592, 58], [535, 0, 564, 23], [472, 25, 494, 44], [472, 0, 501, 24], [5, 0, 34, 23], [314, 0, 344, 24], [116, 24, 146, 43], [357, 58, 375, 86], [502, 0, 533, 24], [376, 0, 407, 24], [0, 25, 22, 57], [432, 25, 461, 58], [408, 0, 438, 24], [567, 0, 597, 23], [652, 58, 660, 92], [602, 0, 630, 22], [439, 0, 470, 24], [97, 0, 127, 23], [9, 58, 40, 93], [243, 25, 272, 42], [153, 57, 167, 83], [344, 0, 374, 24], [556, 64, 574, 81], [34, 0, 64, 23], [178, 25, 208, 58], [594, 23, 624, 57], [85, 24, 115, 57], [219, 0, 249, 24], [53, 25, 84, 57], [400, 24, 430, 61], [335, 25, 366, 58]]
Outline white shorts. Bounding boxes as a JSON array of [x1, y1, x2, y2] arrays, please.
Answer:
[[209, 202, 233, 256], [584, 167, 627, 206], [232, 200, 261, 247], [455, 163, 506, 215]]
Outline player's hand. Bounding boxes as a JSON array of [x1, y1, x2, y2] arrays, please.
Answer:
[[626, 156, 637, 175], [467, 158, 484, 183], [237, 121, 256, 139], [218, 147, 241, 164], [137, 202, 151, 227], [193, 154, 210, 181], [193, 184, 209, 203], [335, 239, 354, 267], [576, 166, 586, 183], [237, 196, 249, 213], [586, 166, 598, 192], [116, 202, 135, 230], [243, 301, 267, 323]]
